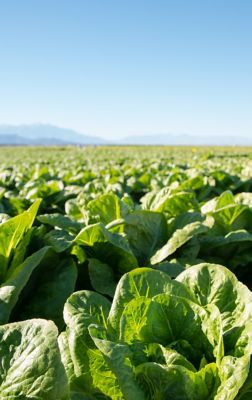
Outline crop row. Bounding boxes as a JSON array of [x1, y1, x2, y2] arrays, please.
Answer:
[[0, 146, 251, 399]]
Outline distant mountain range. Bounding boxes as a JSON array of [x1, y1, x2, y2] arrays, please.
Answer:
[[0, 124, 250, 146], [0, 124, 107, 145]]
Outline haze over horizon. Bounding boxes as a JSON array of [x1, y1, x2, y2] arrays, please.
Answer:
[[0, 123, 250, 146], [0, 0, 251, 141]]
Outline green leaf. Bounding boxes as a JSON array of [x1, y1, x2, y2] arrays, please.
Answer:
[[0, 319, 69, 399], [7, 228, 34, 275], [18, 257, 78, 330], [0, 199, 41, 280], [150, 221, 208, 264], [216, 190, 235, 209], [135, 361, 218, 400], [153, 259, 186, 278], [75, 223, 138, 274], [108, 268, 192, 332], [176, 263, 252, 334], [89, 324, 145, 400], [119, 294, 218, 364], [235, 192, 252, 208], [64, 290, 111, 387], [123, 210, 167, 264], [169, 211, 204, 233], [89, 258, 117, 297], [87, 193, 128, 225], [236, 358, 252, 399], [148, 190, 199, 216], [201, 191, 252, 234], [0, 246, 50, 324], [44, 229, 74, 252], [215, 355, 250, 400], [58, 332, 86, 393], [200, 230, 252, 250], [137, 344, 197, 372], [25, 179, 64, 200], [37, 213, 82, 233]]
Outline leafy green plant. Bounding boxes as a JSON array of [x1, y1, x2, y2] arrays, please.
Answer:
[[60, 264, 252, 399], [0, 146, 252, 398]]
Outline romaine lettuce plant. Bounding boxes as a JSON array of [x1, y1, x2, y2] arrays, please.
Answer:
[[60, 264, 252, 399]]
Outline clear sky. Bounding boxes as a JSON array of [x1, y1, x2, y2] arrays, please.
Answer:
[[0, 0, 251, 140]]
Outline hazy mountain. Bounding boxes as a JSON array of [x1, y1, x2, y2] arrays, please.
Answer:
[[0, 124, 107, 145], [0, 125, 250, 145], [119, 133, 251, 146], [0, 134, 32, 145]]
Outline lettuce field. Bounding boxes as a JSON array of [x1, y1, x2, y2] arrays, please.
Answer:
[[1, 145, 252, 399]]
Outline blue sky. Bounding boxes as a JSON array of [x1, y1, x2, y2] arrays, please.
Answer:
[[0, 0, 251, 139]]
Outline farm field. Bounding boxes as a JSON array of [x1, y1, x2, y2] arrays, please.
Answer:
[[0, 145, 252, 399]]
